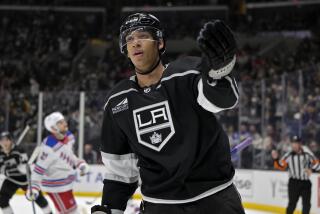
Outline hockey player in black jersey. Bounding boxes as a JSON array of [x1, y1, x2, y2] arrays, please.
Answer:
[[0, 131, 53, 214], [92, 13, 245, 214]]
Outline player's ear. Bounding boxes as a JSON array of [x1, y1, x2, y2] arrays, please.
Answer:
[[158, 39, 164, 51]]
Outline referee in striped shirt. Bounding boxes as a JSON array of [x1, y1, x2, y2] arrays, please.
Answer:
[[271, 136, 320, 214]]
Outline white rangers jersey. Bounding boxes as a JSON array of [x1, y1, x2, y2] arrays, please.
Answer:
[[31, 131, 85, 193]]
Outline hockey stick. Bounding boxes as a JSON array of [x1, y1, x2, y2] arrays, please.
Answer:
[[28, 146, 41, 165], [26, 164, 37, 214], [230, 137, 252, 156], [16, 125, 31, 146], [230, 137, 252, 163]]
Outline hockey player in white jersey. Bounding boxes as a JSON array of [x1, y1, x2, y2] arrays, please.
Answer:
[[26, 112, 89, 214]]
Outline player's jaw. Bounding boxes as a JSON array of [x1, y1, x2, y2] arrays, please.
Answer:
[[128, 41, 160, 74], [56, 120, 69, 135]]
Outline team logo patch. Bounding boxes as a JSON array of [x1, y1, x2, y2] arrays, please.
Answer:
[[133, 101, 175, 151], [112, 98, 129, 114]]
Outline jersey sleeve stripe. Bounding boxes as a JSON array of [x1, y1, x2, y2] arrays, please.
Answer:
[[101, 151, 139, 184], [104, 173, 139, 184], [101, 152, 137, 160], [160, 70, 200, 82], [34, 164, 46, 174], [196, 76, 239, 113], [31, 183, 41, 190], [41, 175, 76, 187]]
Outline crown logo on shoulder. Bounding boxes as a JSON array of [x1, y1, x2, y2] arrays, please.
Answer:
[[150, 132, 162, 144]]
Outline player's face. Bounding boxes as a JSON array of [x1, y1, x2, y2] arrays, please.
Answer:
[[126, 30, 163, 73], [0, 137, 13, 153], [56, 119, 68, 134]]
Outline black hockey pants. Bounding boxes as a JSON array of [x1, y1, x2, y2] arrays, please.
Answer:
[[286, 178, 311, 214], [0, 178, 49, 208], [140, 184, 245, 214]]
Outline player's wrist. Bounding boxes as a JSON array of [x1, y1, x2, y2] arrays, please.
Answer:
[[197, 20, 237, 80], [207, 55, 236, 79]]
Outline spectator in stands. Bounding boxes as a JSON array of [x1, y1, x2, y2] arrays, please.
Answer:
[[309, 141, 320, 159]]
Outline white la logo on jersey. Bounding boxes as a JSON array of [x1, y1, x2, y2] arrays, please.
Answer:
[[133, 101, 175, 151]]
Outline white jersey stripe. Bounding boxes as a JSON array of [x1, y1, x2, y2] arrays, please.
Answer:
[[101, 152, 139, 184], [106, 71, 200, 109], [110, 209, 124, 214], [101, 152, 136, 160], [142, 179, 233, 204], [161, 70, 200, 82], [197, 76, 239, 113]]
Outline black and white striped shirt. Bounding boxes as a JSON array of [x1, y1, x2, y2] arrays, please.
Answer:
[[274, 146, 320, 180]]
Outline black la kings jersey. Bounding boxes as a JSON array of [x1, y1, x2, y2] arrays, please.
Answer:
[[0, 145, 28, 184], [101, 56, 239, 211]]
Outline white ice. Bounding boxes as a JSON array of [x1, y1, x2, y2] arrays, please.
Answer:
[[0, 195, 273, 214]]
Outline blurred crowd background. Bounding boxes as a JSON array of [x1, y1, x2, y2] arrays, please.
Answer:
[[0, 0, 320, 169]]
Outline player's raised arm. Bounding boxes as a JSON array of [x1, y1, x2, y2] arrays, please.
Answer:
[[196, 20, 239, 113]]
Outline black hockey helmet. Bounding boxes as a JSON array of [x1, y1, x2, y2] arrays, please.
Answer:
[[290, 135, 302, 144], [119, 13, 165, 55], [0, 131, 13, 141]]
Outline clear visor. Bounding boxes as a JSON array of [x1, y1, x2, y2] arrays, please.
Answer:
[[120, 26, 163, 53]]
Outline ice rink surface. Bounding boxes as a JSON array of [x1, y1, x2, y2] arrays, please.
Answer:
[[0, 195, 274, 214]]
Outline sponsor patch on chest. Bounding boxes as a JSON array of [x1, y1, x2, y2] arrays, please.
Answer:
[[133, 101, 175, 151]]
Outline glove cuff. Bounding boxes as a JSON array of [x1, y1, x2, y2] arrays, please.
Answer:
[[111, 209, 124, 214], [31, 184, 41, 191], [76, 160, 85, 168], [208, 55, 236, 79]]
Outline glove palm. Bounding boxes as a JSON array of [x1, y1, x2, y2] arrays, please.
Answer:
[[197, 20, 237, 79]]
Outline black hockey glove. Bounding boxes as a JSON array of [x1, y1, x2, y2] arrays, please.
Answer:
[[91, 205, 112, 214], [197, 20, 237, 79]]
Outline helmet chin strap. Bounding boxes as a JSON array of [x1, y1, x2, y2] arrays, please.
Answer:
[[135, 57, 161, 75]]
